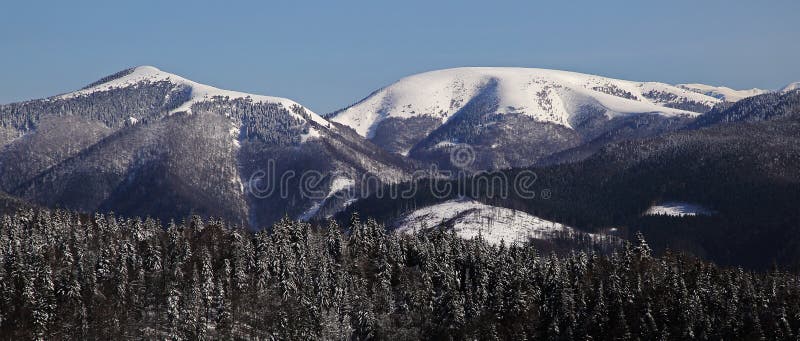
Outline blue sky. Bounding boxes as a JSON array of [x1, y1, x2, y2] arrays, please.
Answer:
[[1, 0, 798, 113]]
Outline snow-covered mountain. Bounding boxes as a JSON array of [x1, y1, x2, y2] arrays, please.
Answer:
[[393, 199, 607, 245], [677, 83, 769, 102], [782, 82, 800, 93], [60, 66, 329, 125], [0, 66, 410, 228], [328, 67, 725, 170], [332, 67, 719, 138]]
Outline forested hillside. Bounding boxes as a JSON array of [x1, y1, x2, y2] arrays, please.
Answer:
[[1, 208, 800, 339], [689, 89, 800, 128], [339, 91, 800, 269], [0, 66, 410, 228]]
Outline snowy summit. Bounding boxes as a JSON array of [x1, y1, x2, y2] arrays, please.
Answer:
[[58, 65, 329, 126], [329, 67, 727, 138]]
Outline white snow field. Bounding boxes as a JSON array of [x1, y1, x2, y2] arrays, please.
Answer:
[[395, 198, 605, 245], [330, 67, 729, 138], [644, 202, 715, 217]]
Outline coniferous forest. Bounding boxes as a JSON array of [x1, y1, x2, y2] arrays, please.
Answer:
[[1, 1, 798, 339], [2, 208, 799, 340]]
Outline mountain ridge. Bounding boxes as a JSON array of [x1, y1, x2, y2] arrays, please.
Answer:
[[60, 65, 330, 126], [328, 67, 724, 138], [0, 66, 410, 228], [327, 67, 730, 170]]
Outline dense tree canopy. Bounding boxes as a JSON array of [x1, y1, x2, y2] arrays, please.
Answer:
[[1, 208, 799, 339]]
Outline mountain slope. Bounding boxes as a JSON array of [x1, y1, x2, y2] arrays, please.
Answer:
[[689, 89, 800, 128], [677, 83, 768, 102], [339, 92, 800, 268], [0, 66, 410, 228], [0, 190, 33, 215], [392, 198, 608, 245], [782, 82, 800, 93], [328, 67, 723, 170]]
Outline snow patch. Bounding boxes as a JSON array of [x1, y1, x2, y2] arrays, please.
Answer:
[[298, 176, 356, 221], [644, 202, 714, 217], [395, 199, 602, 245], [432, 141, 457, 149], [328, 177, 355, 196], [228, 122, 245, 194], [298, 202, 323, 221], [300, 127, 321, 143]]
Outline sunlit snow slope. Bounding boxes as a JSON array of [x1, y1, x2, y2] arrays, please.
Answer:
[[59, 65, 330, 127], [677, 83, 768, 102], [394, 199, 602, 245], [330, 67, 723, 138]]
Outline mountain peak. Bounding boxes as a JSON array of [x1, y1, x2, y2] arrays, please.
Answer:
[[782, 81, 800, 93], [330, 66, 722, 138], [133, 65, 162, 72], [75, 65, 184, 93], [61, 66, 326, 123]]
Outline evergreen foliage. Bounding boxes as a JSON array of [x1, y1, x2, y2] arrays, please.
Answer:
[[1, 208, 799, 339], [190, 99, 309, 146], [340, 94, 800, 269], [0, 81, 191, 131], [690, 89, 800, 128]]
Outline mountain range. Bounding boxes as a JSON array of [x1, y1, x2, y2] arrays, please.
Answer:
[[337, 87, 800, 268], [1, 65, 798, 260], [327, 67, 765, 170]]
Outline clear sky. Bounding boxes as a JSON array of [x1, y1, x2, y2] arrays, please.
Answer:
[[1, 0, 798, 113]]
